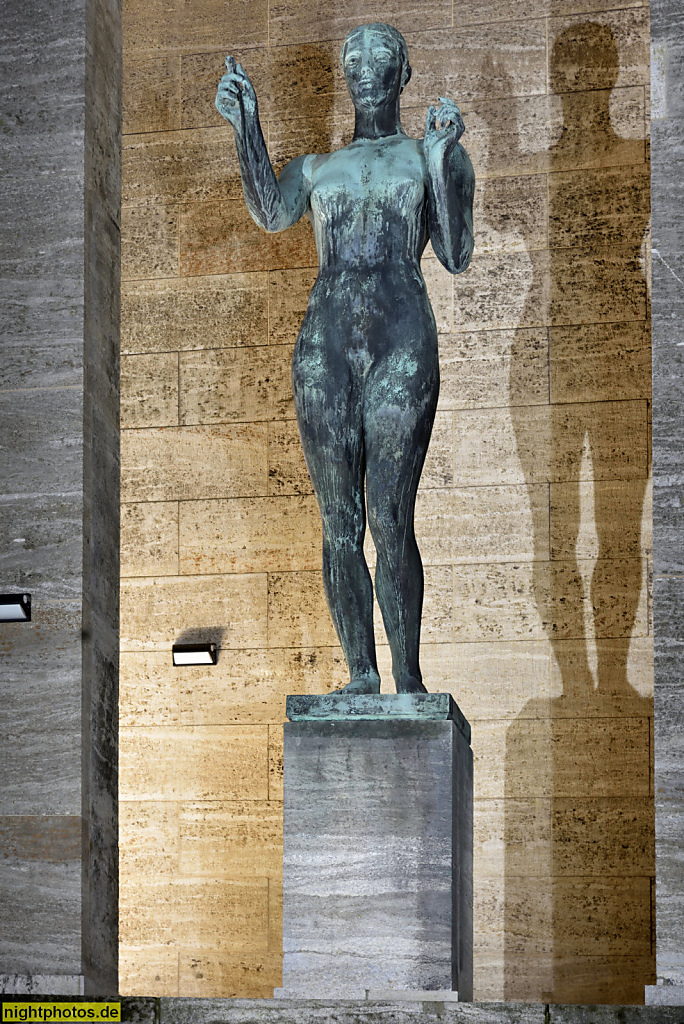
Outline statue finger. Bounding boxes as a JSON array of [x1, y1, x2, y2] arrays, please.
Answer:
[[425, 104, 437, 134], [218, 80, 241, 97], [225, 55, 236, 73]]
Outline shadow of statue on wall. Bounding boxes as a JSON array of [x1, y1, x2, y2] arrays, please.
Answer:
[[478, 21, 654, 1002]]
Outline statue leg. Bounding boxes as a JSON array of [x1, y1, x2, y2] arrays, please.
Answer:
[[364, 347, 439, 694], [292, 341, 380, 694]]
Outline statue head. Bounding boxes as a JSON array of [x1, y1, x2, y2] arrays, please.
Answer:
[[341, 23, 411, 111]]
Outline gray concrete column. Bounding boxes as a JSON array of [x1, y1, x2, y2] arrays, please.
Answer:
[[0, 0, 121, 996], [647, 0, 684, 1005]]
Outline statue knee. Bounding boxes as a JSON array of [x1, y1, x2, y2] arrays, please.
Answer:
[[367, 501, 402, 558], [321, 500, 365, 552]]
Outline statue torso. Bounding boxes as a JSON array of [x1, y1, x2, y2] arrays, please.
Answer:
[[307, 134, 429, 273]]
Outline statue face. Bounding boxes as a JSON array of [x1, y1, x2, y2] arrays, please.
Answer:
[[342, 28, 404, 110]]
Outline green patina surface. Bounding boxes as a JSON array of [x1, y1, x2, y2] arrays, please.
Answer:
[[286, 692, 471, 743]]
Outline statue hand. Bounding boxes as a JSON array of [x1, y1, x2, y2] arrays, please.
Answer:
[[424, 97, 465, 154], [216, 56, 258, 135]]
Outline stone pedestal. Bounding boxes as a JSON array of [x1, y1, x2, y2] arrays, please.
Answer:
[[276, 693, 473, 1001]]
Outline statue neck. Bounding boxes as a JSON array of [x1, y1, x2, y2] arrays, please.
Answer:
[[352, 99, 403, 141]]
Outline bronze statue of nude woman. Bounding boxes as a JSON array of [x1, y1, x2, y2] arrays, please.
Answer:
[[216, 23, 474, 695]]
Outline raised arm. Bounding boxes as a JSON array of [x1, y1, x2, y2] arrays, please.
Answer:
[[216, 57, 311, 233], [423, 98, 475, 274]]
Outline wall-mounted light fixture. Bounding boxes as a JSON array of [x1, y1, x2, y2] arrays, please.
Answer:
[[0, 594, 31, 622], [172, 642, 217, 666]]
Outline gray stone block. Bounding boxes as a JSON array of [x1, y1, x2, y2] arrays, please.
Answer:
[[159, 999, 546, 1024], [0, 858, 81, 974], [551, 1006, 684, 1021], [0, 975, 85, 995], [0, 387, 83, 500], [0, 495, 83, 602], [279, 716, 473, 1000], [157, 999, 684, 1024], [645, 985, 684, 1006]]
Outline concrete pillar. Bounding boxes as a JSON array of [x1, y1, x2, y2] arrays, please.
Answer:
[[0, 0, 121, 995], [647, 0, 684, 1005]]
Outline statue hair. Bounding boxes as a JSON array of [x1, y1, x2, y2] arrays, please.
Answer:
[[340, 23, 412, 91]]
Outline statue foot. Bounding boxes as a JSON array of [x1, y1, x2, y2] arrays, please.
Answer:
[[340, 674, 381, 695], [396, 675, 428, 694]]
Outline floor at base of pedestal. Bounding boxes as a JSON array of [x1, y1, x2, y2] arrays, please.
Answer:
[[645, 984, 684, 1005], [273, 988, 460, 1001], [0, 974, 85, 995]]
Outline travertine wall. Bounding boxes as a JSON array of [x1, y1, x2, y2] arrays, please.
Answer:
[[119, 0, 653, 1003]]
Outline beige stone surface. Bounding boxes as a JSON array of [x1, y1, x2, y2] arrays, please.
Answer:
[[267, 571, 336, 648], [179, 801, 283, 877], [121, 352, 179, 428], [452, 558, 649, 642], [121, 204, 179, 280], [453, 400, 648, 486], [123, 0, 268, 59], [475, 874, 651, 956], [267, 420, 312, 495], [454, 246, 647, 333], [120, 572, 267, 651], [418, 640, 551, 721], [119, 725, 269, 801], [119, 800, 180, 877], [180, 43, 343, 131], [179, 496, 320, 575], [549, 320, 651, 404], [178, 647, 346, 725], [267, 0, 451, 47], [123, 56, 180, 135], [421, 258, 453, 334], [549, 165, 651, 249], [123, 128, 242, 206], [122, 273, 268, 354], [444, 88, 646, 182], [180, 346, 294, 425], [119, 947, 180, 996], [119, 876, 270, 948], [536, 955, 656, 1005], [120, 501, 179, 578], [268, 725, 284, 801], [268, 268, 317, 345], [474, 715, 650, 800], [178, 952, 282, 997], [421, 411, 454, 488], [474, 174, 548, 254], [438, 328, 549, 410], [415, 484, 549, 564], [550, 636, 655, 698], [121, 423, 269, 502], [474, 952, 655, 1004], [547, 8, 650, 94], [268, 879, 284, 952], [475, 795, 654, 877], [120, 652, 180, 726], [550, 478, 652, 559], [407, 21, 547, 105], [179, 199, 318, 276]]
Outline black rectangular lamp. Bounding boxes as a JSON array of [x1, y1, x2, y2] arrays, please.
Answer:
[[172, 642, 217, 666], [0, 594, 31, 622]]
